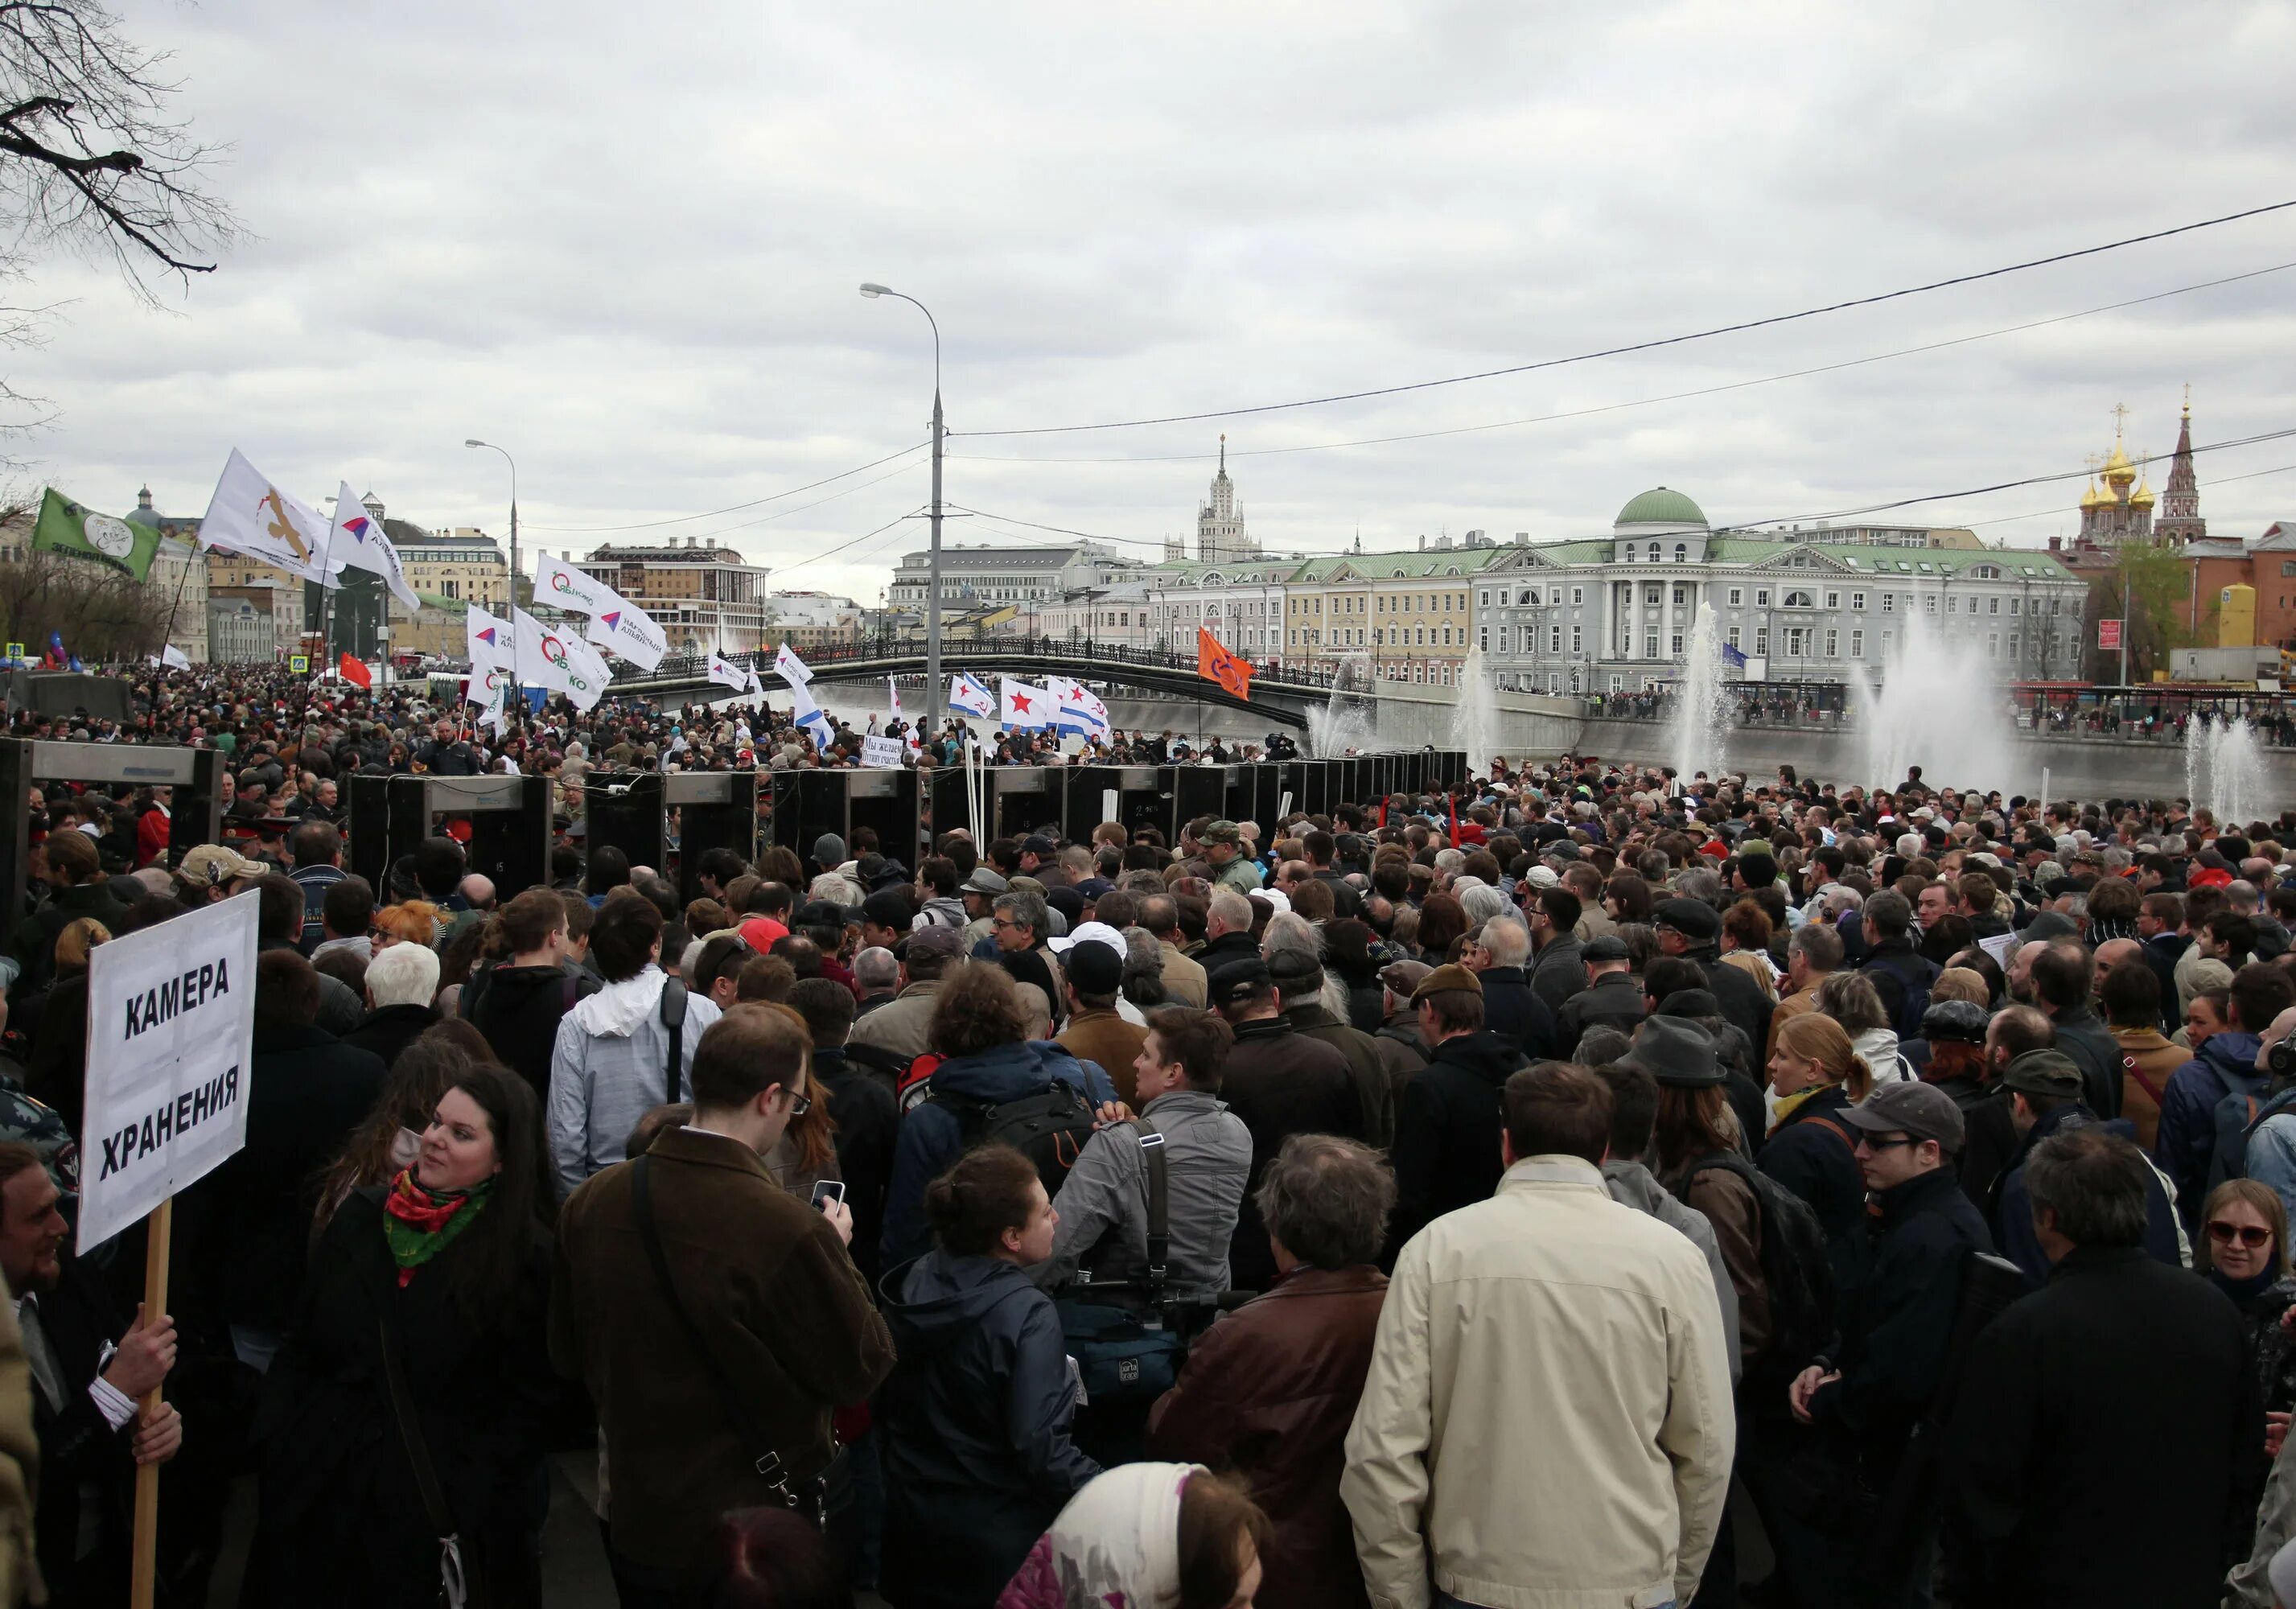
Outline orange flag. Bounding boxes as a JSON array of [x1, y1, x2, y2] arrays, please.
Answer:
[[1197, 628, 1253, 699]]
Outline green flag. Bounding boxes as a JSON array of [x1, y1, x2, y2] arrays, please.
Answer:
[[31, 487, 160, 582]]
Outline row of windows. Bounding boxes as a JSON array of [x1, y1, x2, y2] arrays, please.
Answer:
[[1289, 592, 1469, 616], [1479, 622, 2075, 662], [1479, 581, 2070, 614], [1290, 625, 1463, 648]]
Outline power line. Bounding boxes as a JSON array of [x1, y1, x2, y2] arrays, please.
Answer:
[[1965, 459, 2296, 529], [523, 439, 930, 533], [953, 199, 2296, 438], [770, 505, 929, 579], [948, 261, 2296, 465]]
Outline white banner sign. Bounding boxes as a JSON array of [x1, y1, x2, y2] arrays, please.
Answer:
[[78, 891, 260, 1252], [861, 735, 907, 768]]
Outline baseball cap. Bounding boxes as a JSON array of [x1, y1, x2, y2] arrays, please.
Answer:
[[905, 924, 964, 959], [1409, 962, 1483, 1002], [1524, 865, 1560, 889], [177, 844, 264, 888], [1063, 940, 1124, 995], [1047, 919, 1126, 957], [1843, 1080, 1967, 1150], [1998, 1049, 2084, 1100], [1379, 959, 1432, 995], [1202, 820, 1242, 846], [1021, 833, 1058, 858]]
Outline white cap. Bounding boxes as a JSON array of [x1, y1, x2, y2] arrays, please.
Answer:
[[1047, 919, 1127, 956]]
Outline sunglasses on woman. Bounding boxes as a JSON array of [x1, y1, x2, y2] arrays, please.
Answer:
[[2208, 1220, 2273, 1249]]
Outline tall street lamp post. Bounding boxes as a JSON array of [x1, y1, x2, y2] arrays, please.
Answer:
[[860, 282, 944, 737], [465, 438, 519, 712]]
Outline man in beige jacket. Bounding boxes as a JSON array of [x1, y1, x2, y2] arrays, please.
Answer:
[[1342, 1062, 1734, 1609]]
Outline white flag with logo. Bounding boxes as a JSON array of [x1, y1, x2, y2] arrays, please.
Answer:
[[467, 603, 513, 671], [464, 665, 512, 710], [197, 450, 342, 585], [478, 677, 512, 736], [159, 644, 191, 671], [708, 652, 748, 692], [1000, 677, 1054, 729], [513, 607, 576, 693], [949, 673, 997, 718], [788, 677, 835, 747], [558, 633, 611, 710], [774, 641, 813, 686], [1051, 676, 1111, 739], [533, 553, 668, 670], [744, 665, 765, 696], [327, 481, 420, 611]]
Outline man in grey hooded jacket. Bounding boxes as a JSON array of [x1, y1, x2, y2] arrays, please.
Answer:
[[1593, 1061, 1743, 1382]]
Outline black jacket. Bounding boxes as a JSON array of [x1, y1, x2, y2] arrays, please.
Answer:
[[24, 1259, 136, 1606], [2047, 1005, 2124, 1120], [813, 1047, 899, 1292], [1859, 937, 1940, 1039], [247, 1189, 555, 1607], [339, 1002, 441, 1073], [465, 963, 593, 1106], [1471, 965, 1557, 1062], [1195, 929, 1261, 979], [2144, 932, 2191, 1033], [878, 1252, 1099, 1609], [1385, 1029, 1526, 1265], [1937, 1076, 2021, 1214], [1525, 933, 1586, 1016], [1681, 941, 1774, 1060], [1757, 1082, 1866, 1279], [1942, 1247, 2262, 1609], [1555, 971, 1645, 1053], [1808, 1167, 1993, 1482], [177, 1022, 386, 1342], [8, 879, 134, 994], [1220, 1017, 1363, 1291]]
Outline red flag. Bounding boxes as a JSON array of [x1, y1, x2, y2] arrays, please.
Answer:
[[338, 651, 372, 689], [1196, 628, 1253, 700]]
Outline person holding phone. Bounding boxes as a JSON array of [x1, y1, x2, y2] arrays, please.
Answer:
[[878, 1145, 1100, 1609]]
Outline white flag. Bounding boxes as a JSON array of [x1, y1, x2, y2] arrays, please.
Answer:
[[774, 641, 813, 686], [787, 677, 835, 748], [743, 666, 765, 696], [514, 607, 575, 693], [465, 665, 512, 710], [467, 603, 513, 670], [889, 677, 904, 720], [949, 673, 997, 718], [1001, 677, 1054, 729], [707, 652, 748, 692], [159, 644, 191, 671], [479, 678, 511, 736], [533, 554, 669, 670], [197, 450, 342, 585], [327, 481, 420, 611], [1050, 675, 1110, 739], [558, 633, 611, 710]]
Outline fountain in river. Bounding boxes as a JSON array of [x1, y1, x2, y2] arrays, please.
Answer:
[[1306, 650, 1377, 756], [2185, 712, 2267, 827], [1668, 603, 1730, 781], [1450, 644, 1499, 776], [1851, 614, 2018, 796]]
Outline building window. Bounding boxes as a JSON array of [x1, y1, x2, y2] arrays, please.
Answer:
[[1644, 585, 1660, 606], [1727, 626, 1742, 648], [1609, 674, 1623, 692], [1882, 593, 1895, 612], [1675, 543, 1689, 562], [1987, 632, 2000, 659], [1571, 586, 1584, 605], [1988, 596, 2001, 615], [1784, 627, 1807, 656], [1825, 591, 1840, 609], [1883, 630, 1894, 656], [1566, 625, 1578, 653], [1672, 584, 1686, 606], [2050, 597, 2063, 615], [1755, 589, 1771, 607], [1479, 591, 1489, 607], [1670, 632, 1684, 656], [1755, 628, 1770, 655], [2008, 632, 2020, 656], [1644, 633, 1659, 658], [1850, 629, 1864, 657], [1479, 627, 1489, 652], [1727, 587, 1743, 607], [1924, 595, 1938, 614], [1783, 590, 1814, 609], [1947, 595, 1958, 614]]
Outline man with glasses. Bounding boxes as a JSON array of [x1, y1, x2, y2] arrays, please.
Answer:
[[1780, 1080, 1989, 1607]]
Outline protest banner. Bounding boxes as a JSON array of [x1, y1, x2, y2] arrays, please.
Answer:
[[78, 890, 258, 1607], [861, 734, 907, 768]]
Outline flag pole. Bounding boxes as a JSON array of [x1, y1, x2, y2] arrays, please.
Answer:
[[158, 543, 195, 664], [128, 1196, 173, 1609]]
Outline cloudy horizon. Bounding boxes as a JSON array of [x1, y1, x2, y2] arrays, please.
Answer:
[[8, 2, 2295, 605]]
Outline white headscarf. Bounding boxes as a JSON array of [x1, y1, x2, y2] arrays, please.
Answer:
[[998, 1462, 1200, 1609]]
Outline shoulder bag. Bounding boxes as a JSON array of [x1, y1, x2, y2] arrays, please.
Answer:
[[379, 1311, 479, 1609], [1056, 1117, 1187, 1403]]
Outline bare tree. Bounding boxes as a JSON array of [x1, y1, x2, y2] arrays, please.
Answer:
[[0, 0, 237, 294]]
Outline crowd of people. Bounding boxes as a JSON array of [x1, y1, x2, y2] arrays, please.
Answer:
[[10, 665, 2296, 1606]]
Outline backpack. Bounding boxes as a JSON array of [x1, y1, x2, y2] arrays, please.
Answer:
[[931, 1080, 1100, 1204], [1672, 1150, 1837, 1387], [2211, 1075, 2289, 1194]]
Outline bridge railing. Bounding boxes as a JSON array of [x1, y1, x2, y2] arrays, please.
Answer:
[[615, 636, 1360, 695]]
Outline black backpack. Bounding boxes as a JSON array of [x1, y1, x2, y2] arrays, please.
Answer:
[[932, 1080, 1100, 1203], [1673, 1150, 1837, 1386]]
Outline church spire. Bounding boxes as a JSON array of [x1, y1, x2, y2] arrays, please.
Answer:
[[2158, 385, 2206, 544]]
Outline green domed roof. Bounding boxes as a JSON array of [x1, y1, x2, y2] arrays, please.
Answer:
[[1615, 487, 1708, 527]]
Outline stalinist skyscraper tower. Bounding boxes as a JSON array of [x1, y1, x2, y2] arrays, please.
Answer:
[[1196, 434, 1261, 563]]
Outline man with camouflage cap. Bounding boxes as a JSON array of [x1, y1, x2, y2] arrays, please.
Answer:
[[1989, 1048, 2183, 1286], [1201, 820, 1262, 895]]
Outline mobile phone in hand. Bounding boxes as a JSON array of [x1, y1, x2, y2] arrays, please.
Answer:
[[812, 1179, 847, 1212]]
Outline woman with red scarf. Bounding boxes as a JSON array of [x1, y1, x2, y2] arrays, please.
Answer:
[[243, 1063, 555, 1608]]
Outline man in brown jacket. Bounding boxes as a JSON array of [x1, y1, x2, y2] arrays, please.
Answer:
[[1149, 1134, 1392, 1609], [1053, 940, 1147, 1105], [551, 1005, 895, 1603]]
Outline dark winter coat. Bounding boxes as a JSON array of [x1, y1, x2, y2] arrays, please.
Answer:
[[1525, 933, 1586, 1016], [812, 1046, 899, 1292], [246, 1190, 554, 1609], [1990, 1108, 2183, 1290], [466, 962, 595, 1105], [879, 1039, 1119, 1267], [1220, 1016, 1364, 1291], [339, 1002, 442, 1073], [2049, 1005, 2125, 1121], [1284, 999, 1395, 1150], [1385, 1029, 1527, 1265], [878, 1252, 1099, 1609], [1556, 971, 1646, 1052], [1470, 964, 1558, 1061], [1942, 1246, 2262, 1609], [1147, 1265, 1389, 1609], [1757, 1082, 1866, 1279], [1681, 940, 1774, 1061], [2157, 1031, 2266, 1228]]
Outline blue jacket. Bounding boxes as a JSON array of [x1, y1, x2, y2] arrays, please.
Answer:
[[1994, 1107, 2184, 1288], [2155, 1031, 2264, 1223], [879, 1039, 1117, 1267], [877, 1251, 1099, 1609]]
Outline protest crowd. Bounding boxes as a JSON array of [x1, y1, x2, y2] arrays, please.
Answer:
[[7, 662, 2296, 1607]]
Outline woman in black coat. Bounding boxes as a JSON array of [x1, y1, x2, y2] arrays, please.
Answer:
[[877, 1143, 1100, 1609], [245, 1064, 555, 1608], [1757, 1013, 1871, 1283]]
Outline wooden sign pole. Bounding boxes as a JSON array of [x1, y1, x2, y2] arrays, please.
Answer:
[[129, 1197, 172, 1609]]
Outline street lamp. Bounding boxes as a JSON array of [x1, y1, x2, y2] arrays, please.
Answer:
[[861, 282, 944, 736], [465, 438, 519, 711]]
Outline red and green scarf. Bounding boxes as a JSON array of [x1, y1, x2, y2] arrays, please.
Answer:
[[382, 1170, 492, 1287]]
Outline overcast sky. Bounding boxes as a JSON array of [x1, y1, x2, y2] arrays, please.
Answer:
[[10, 1, 2296, 606]]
